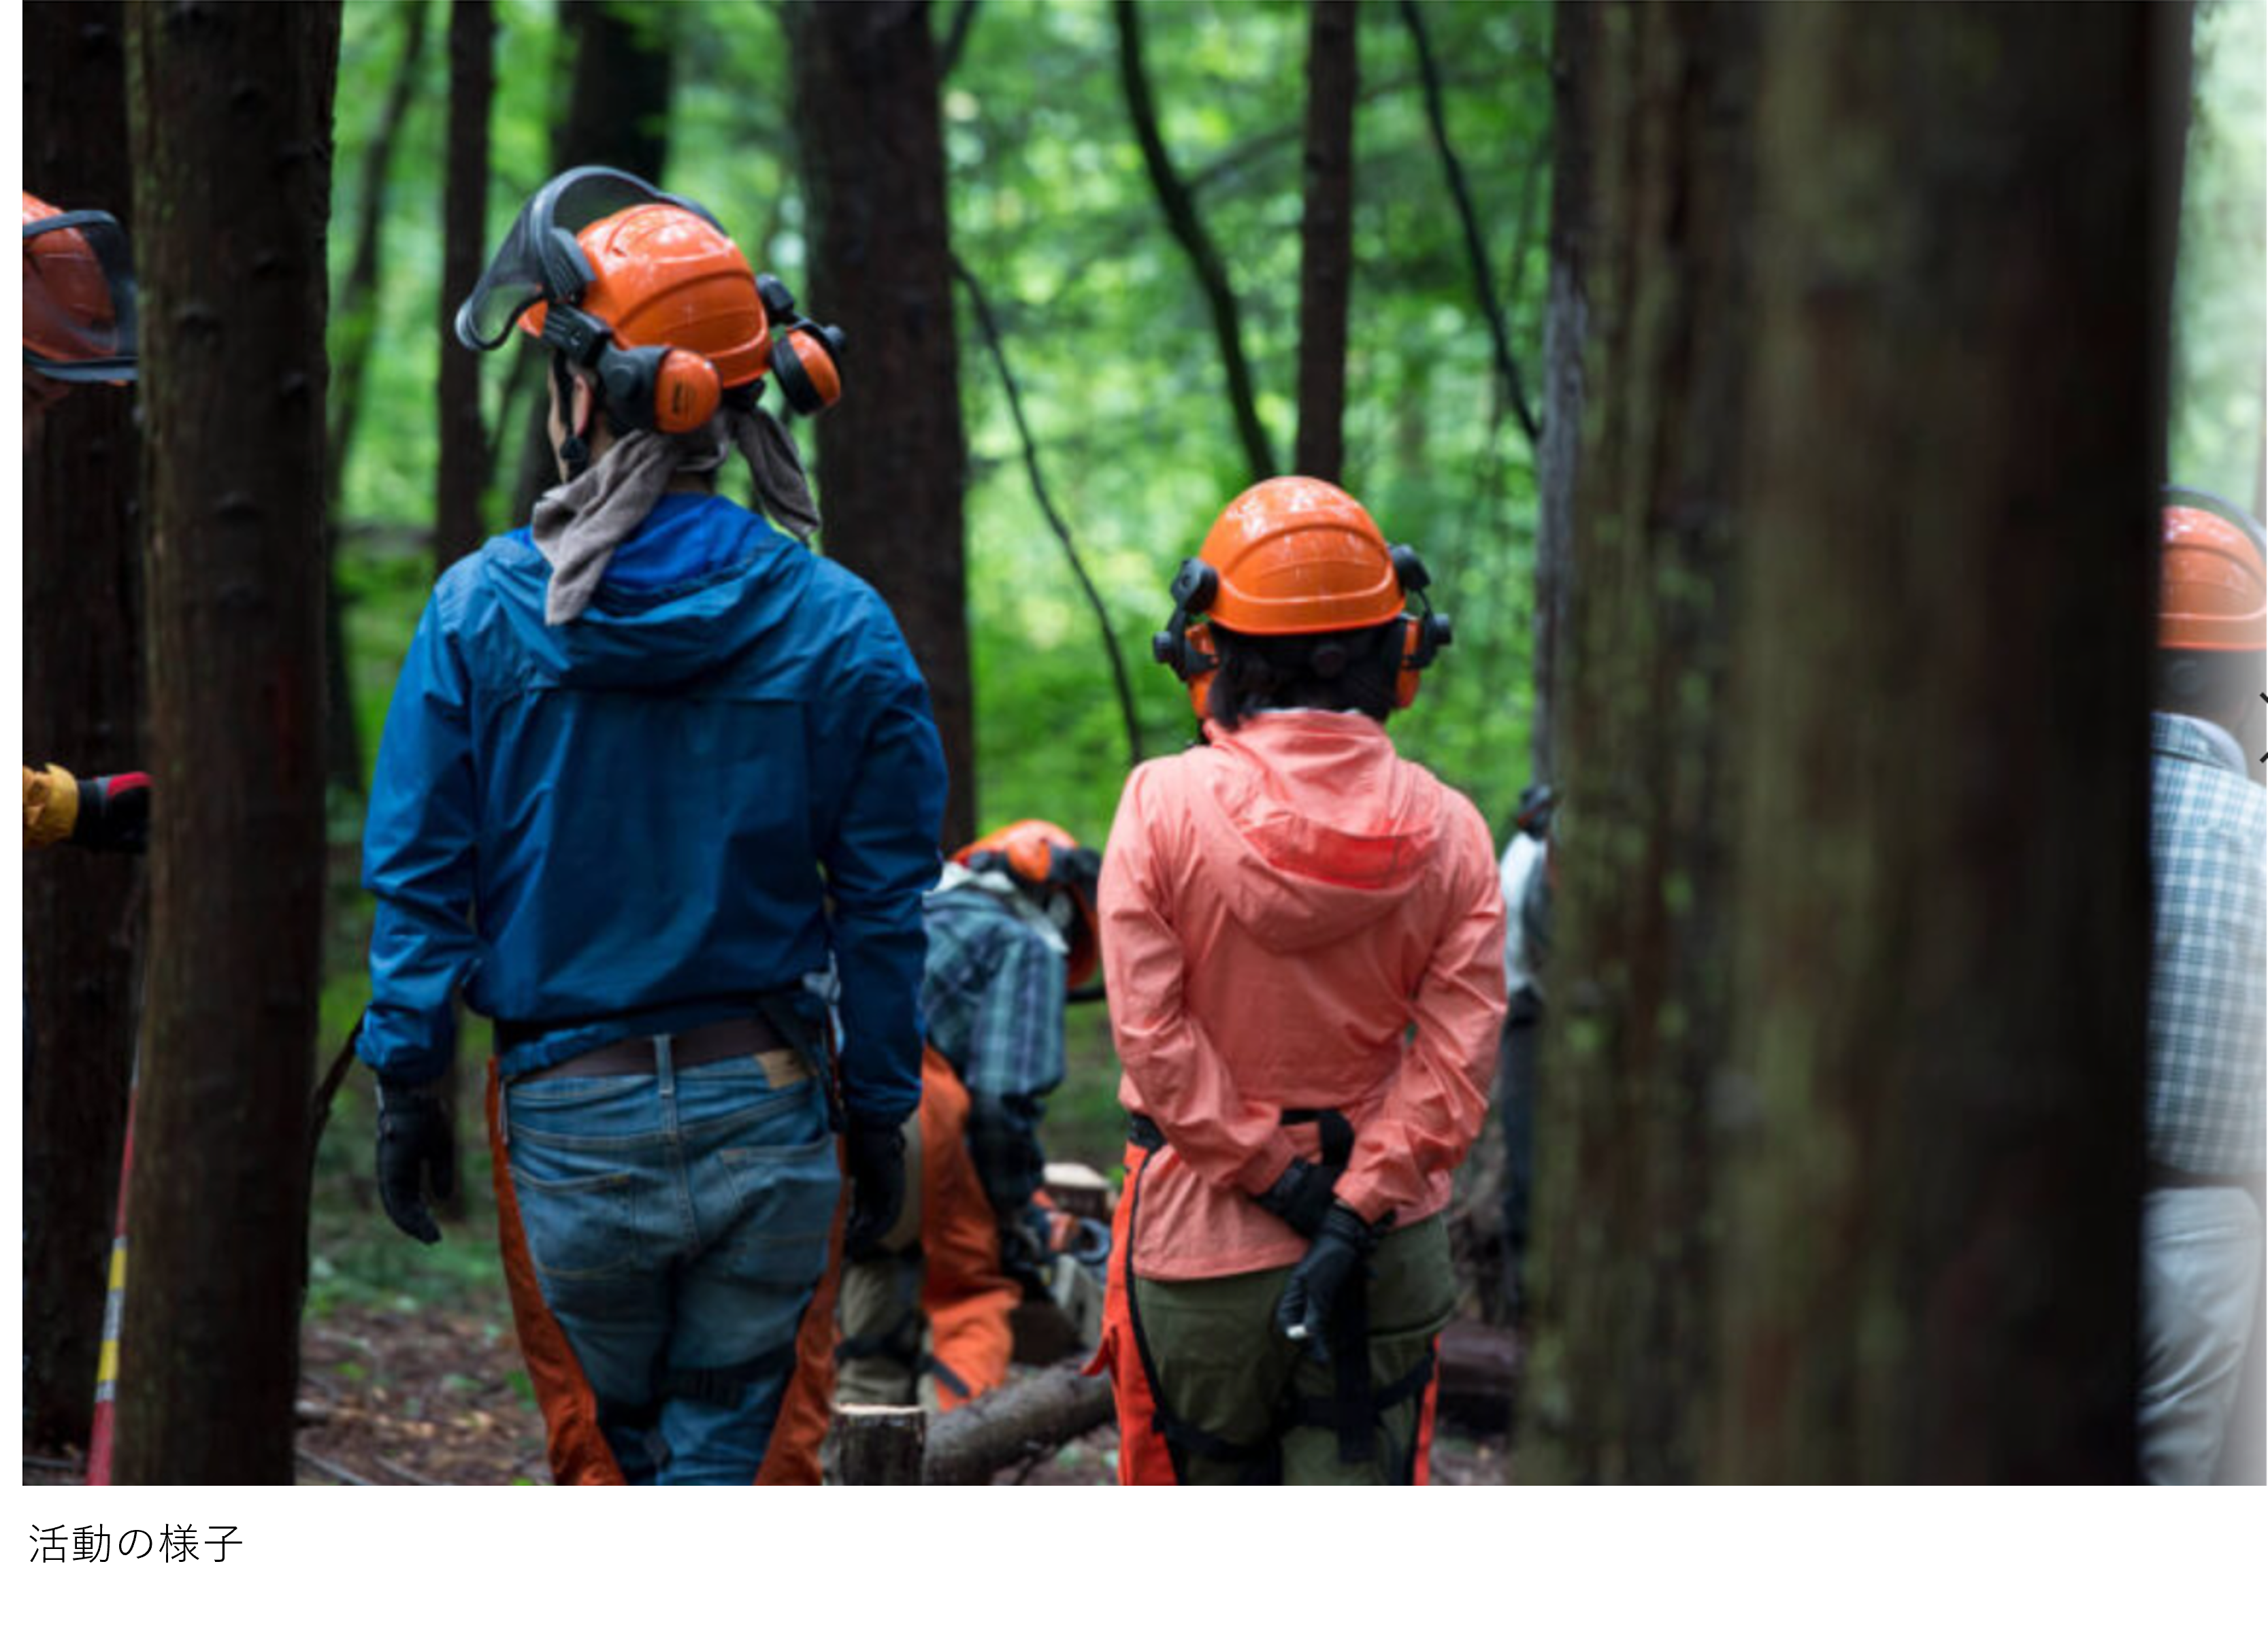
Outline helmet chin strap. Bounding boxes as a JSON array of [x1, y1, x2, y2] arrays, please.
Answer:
[[553, 352, 595, 482]]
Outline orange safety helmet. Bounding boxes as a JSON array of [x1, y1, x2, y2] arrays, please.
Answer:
[[953, 820, 1102, 990], [456, 167, 842, 443], [2160, 489, 2266, 654], [22, 190, 137, 384], [1152, 476, 1451, 716]]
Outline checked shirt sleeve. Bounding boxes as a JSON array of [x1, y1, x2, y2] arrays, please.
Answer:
[[2146, 743, 2268, 1178]]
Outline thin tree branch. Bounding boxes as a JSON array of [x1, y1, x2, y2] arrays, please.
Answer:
[[938, 0, 980, 79], [953, 254, 1147, 769], [326, 0, 433, 509], [1114, 0, 1275, 482], [1400, 0, 1540, 448]]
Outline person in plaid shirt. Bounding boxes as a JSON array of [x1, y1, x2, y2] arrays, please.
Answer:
[[2141, 492, 2267, 1484], [835, 820, 1102, 1409]]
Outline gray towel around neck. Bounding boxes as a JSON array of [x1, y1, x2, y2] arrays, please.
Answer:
[[528, 403, 822, 625]]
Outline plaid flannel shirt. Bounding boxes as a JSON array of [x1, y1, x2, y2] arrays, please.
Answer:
[[921, 886, 1068, 1220], [2147, 712, 2267, 1178]]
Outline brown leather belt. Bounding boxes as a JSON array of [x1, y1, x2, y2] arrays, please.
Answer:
[[511, 1014, 794, 1085]]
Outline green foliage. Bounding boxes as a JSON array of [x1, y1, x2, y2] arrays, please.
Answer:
[[315, 0, 2263, 1232], [2172, 0, 2267, 505]]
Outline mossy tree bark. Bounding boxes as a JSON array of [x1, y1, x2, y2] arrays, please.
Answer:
[[114, 0, 340, 1485], [789, 0, 974, 849], [1524, 0, 1760, 1484], [1531, 0, 2177, 1484], [1709, 0, 2177, 1482]]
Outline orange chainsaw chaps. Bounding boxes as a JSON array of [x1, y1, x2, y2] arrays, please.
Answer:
[[487, 1061, 626, 1486], [754, 1170, 849, 1485], [915, 1051, 1020, 1410], [1090, 1140, 1180, 1485]]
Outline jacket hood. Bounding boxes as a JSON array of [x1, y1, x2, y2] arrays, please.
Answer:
[[1187, 711, 1444, 951], [487, 495, 806, 690]]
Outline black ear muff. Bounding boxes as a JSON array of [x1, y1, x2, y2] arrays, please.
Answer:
[[772, 324, 844, 416]]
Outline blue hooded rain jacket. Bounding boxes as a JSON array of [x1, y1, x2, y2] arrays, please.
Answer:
[[358, 494, 948, 1121]]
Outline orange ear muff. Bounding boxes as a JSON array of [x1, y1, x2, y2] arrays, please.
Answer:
[[653, 349, 722, 434], [1185, 622, 1219, 718], [1395, 618, 1424, 710], [772, 324, 843, 415]]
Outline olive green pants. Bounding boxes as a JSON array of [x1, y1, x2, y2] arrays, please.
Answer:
[[1131, 1213, 1455, 1485]]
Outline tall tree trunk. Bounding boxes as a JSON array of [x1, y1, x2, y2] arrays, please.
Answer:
[[1115, 0, 1275, 484], [1524, 0, 1760, 1484], [1710, 0, 2170, 1482], [115, 0, 340, 1485], [506, 0, 674, 526], [1292, 0, 1357, 483], [789, 0, 974, 849], [438, 0, 493, 572], [1527, 0, 1595, 788], [321, 0, 431, 797], [20, 0, 146, 1455]]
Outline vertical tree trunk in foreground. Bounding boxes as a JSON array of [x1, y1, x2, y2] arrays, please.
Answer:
[[1710, 1, 2170, 1482], [116, 0, 340, 1485], [1524, 0, 1759, 1484], [1292, 0, 1357, 484], [789, 0, 975, 849], [1526, 0, 1595, 788], [21, 0, 146, 1454], [438, 0, 494, 572]]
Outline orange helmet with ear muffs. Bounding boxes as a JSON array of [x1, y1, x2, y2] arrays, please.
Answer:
[[953, 819, 1102, 990], [24, 190, 137, 384], [457, 168, 847, 446], [1151, 476, 1452, 718], [2160, 487, 2266, 655]]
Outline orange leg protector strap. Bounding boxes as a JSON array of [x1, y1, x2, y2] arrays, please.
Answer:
[[1089, 1141, 1181, 1486], [753, 1149, 850, 1484], [487, 1063, 626, 1486]]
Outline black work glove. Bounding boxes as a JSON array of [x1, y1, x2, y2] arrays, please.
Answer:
[[999, 1203, 1056, 1293], [71, 771, 150, 854], [843, 1116, 907, 1261], [1274, 1203, 1377, 1363], [1255, 1156, 1339, 1239], [376, 1083, 455, 1245]]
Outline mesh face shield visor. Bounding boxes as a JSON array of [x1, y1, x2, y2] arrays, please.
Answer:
[[453, 166, 724, 352], [22, 209, 137, 382]]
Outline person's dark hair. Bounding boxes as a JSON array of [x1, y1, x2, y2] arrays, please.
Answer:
[[1207, 619, 1403, 729], [2154, 648, 2258, 719]]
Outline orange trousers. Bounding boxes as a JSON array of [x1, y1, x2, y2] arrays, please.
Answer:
[[836, 1049, 1023, 1412]]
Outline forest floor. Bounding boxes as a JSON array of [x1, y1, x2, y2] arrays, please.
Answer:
[[27, 1296, 1512, 1486]]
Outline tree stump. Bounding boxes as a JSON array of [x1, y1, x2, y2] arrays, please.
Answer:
[[832, 1404, 927, 1486]]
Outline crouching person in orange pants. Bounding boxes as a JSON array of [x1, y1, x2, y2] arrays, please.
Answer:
[[836, 822, 1101, 1411], [1094, 478, 1505, 1485]]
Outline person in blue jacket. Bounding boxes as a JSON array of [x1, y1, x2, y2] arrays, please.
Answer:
[[357, 167, 947, 1486]]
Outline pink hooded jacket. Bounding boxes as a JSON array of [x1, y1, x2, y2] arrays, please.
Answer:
[[1099, 710, 1507, 1282]]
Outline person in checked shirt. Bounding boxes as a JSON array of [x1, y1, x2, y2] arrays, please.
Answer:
[[2140, 491, 2267, 1484]]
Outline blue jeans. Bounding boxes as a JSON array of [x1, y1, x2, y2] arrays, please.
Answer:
[[2139, 1184, 2264, 1484], [504, 1044, 840, 1484]]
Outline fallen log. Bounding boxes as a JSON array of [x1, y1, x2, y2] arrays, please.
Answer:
[[919, 1363, 1115, 1485]]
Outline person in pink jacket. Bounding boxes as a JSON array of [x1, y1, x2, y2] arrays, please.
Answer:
[[1094, 476, 1506, 1484]]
